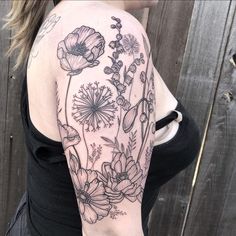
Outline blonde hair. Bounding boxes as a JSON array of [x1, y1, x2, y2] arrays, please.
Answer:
[[2, 0, 49, 71]]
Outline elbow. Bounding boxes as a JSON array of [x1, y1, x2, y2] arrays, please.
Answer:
[[83, 226, 144, 236]]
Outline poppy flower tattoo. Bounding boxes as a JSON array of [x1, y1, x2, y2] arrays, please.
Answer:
[[56, 16, 156, 224], [57, 25, 105, 76]]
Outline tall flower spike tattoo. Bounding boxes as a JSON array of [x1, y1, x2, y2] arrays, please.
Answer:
[[55, 16, 156, 224]]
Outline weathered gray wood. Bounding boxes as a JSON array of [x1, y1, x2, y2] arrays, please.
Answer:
[[3, 54, 27, 230], [146, 0, 194, 234], [0, 1, 13, 234], [1, 1, 235, 235], [146, 0, 195, 94], [0, 2, 55, 234], [183, 1, 236, 235], [148, 1, 232, 236], [128, 8, 150, 29]]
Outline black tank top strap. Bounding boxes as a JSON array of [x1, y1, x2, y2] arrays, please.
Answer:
[[155, 100, 183, 131]]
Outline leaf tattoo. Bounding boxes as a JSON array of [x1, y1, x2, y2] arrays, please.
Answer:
[[56, 16, 156, 225]]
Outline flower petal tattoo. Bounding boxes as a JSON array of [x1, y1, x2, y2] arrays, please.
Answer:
[[57, 25, 105, 76], [71, 168, 112, 224], [56, 16, 156, 225], [57, 119, 81, 149], [101, 152, 143, 203]]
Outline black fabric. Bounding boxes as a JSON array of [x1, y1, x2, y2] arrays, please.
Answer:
[[5, 192, 30, 236], [141, 100, 201, 236], [155, 110, 178, 130], [20, 76, 82, 236], [5, 74, 201, 236]]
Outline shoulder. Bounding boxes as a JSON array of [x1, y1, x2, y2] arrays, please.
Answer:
[[52, 1, 147, 34], [44, 2, 152, 76]]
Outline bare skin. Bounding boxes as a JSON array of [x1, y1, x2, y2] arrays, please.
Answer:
[[60, 0, 159, 11], [26, 1, 179, 235], [27, 0, 178, 147]]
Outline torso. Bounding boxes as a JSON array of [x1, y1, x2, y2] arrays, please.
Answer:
[[26, 1, 179, 146]]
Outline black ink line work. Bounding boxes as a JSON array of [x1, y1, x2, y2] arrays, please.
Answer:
[[56, 16, 156, 224], [103, 16, 146, 160], [57, 25, 105, 76], [122, 33, 140, 56], [72, 82, 117, 132], [28, 14, 61, 68], [57, 25, 106, 125], [56, 81, 81, 166], [88, 143, 102, 170]]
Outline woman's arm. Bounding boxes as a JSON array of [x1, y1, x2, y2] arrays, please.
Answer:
[[53, 9, 156, 236]]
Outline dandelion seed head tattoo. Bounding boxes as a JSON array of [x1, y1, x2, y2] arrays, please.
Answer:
[[72, 82, 118, 132], [56, 16, 156, 224]]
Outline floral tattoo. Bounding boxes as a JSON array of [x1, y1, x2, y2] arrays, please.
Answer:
[[56, 16, 156, 224], [72, 82, 117, 132], [28, 14, 61, 68]]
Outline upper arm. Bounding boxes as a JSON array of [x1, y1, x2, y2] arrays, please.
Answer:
[[54, 12, 156, 235]]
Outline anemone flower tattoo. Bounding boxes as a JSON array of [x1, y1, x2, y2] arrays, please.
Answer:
[[70, 168, 112, 224], [122, 34, 140, 56], [100, 152, 143, 203], [72, 82, 118, 132]]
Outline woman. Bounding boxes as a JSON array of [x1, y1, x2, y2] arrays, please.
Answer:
[[3, 0, 201, 235]]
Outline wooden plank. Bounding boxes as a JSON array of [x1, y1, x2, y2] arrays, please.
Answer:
[[146, 0, 194, 233], [183, 1, 236, 235], [146, 0, 195, 94], [0, 1, 12, 234], [1, 2, 54, 234], [128, 8, 150, 29], [148, 1, 232, 235], [3, 55, 27, 232]]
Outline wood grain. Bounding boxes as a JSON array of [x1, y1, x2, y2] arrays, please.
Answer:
[[146, 0, 194, 233], [148, 1, 232, 235], [183, 1, 236, 235], [146, 0, 195, 94], [0, 1, 235, 236], [0, 1, 14, 234]]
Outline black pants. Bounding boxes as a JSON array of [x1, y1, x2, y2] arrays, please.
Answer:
[[5, 192, 30, 236]]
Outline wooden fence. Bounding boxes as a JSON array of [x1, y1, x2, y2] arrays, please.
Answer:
[[1, 1, 236, 235]]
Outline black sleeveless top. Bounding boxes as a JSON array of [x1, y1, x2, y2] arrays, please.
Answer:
[[20, 73, 201, 236]]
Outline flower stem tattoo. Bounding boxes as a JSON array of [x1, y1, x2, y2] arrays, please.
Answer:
[[56, 16, 156, 224]]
